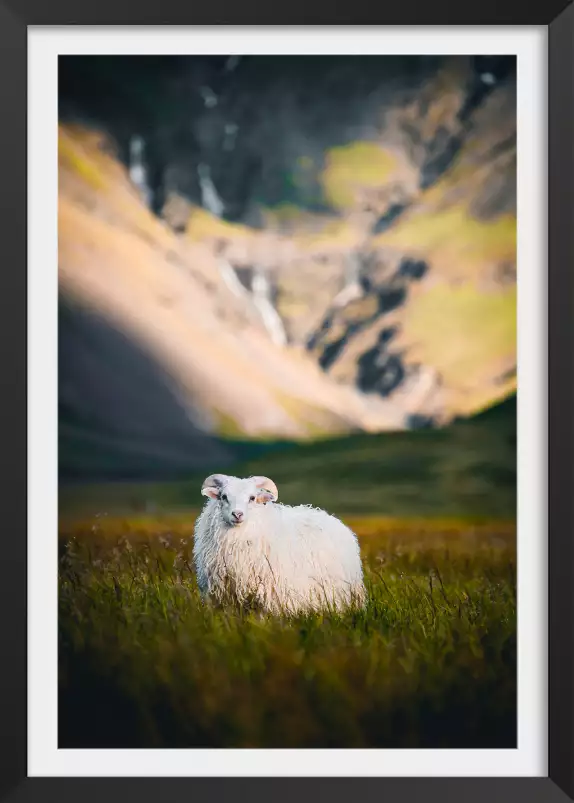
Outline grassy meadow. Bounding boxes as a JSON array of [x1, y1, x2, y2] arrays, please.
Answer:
[[59, 398, 516, 749], [59, 518, 516, 749]]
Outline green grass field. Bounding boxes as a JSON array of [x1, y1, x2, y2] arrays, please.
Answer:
[[59, 398, 516, 749], [59, 517, 516, 749]]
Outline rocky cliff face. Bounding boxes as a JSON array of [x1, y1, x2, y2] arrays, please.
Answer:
[[58, 55, 516, 475]]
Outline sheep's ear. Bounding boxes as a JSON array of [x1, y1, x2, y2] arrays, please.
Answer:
[[256, 490, 276, 505], [252, 476, 278, 503], [201, 473, 228, 500]]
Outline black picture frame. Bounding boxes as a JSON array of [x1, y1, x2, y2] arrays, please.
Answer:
[[1, 3, 572, 802]]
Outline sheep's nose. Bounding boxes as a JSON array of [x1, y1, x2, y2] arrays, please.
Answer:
[[232, 510, 244, 522]]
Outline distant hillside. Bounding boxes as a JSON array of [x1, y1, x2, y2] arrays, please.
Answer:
[[60, 394, 516, 520], [58, 124, 404, 479], [58, 56, 516, 479]]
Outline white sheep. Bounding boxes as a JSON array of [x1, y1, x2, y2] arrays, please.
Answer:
[[193, 473, 366, 615]]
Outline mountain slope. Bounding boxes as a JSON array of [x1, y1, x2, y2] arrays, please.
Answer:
[[59, 124, 407, 476], [58, 56, 517, 477], [172, 58, 516, 423]]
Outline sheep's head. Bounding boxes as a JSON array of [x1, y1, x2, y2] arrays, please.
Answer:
[[201, 474, 278, 527]]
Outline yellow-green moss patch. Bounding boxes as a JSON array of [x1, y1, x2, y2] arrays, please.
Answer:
[[59, 129, 108, 190], [402, 282, 516, 398], [375, 205, 516, 270], [322, 141, 399, 210]]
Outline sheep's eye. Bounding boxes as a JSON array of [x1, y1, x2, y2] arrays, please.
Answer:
[[249, 495, 255, 502], [221, 493, 227, 502]]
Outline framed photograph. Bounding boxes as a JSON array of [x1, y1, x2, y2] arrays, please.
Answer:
[[2, 3, 572, 802]]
